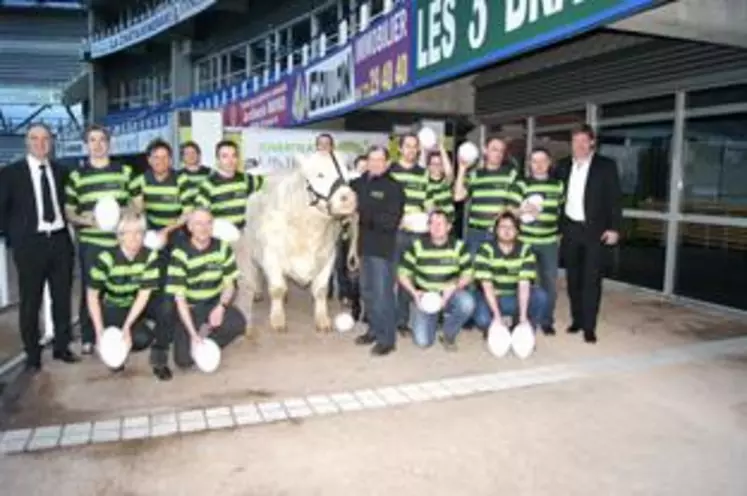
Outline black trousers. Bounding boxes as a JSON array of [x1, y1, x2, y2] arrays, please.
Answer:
[[78, 242, 103, 345], [328, 236, 360, 303], [173, 299, 245, 369], [12, 230, 74, 365], [102, 296, 173, 367], [561, 219, 608, 333]]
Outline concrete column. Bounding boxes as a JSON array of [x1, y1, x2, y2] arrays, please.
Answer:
[[171, 39, 193, 102], [87, 9, 108, 124], [310, 13, 320, 58]]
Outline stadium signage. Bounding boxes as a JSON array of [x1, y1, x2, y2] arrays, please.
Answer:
[[222, 81, 290, 128], [296, 46, 356, 121], [89, 0, 217, 59], [413, 0, 656, 85]]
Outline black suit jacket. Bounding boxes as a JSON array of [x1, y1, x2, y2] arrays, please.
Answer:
[[554, 153, 622, 236], [0, 158, 70, 245]]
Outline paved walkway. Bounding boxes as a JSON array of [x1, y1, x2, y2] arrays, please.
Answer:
[[1, 283, 746, 495]]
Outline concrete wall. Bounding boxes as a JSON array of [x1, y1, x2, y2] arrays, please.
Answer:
[[613, 0, 747, 49], [369, 76, 475, 116]]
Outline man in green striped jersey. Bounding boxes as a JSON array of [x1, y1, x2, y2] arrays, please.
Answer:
[[131, 139, 191, 244], [515, 148, 564, 335], [472, 212, 548, 335], [166, 208, 245, 370], [424, 149, 455, 224], [87, 211, 174, 380], [397, 210, 474, 351], [389, 133, 429, 332], [65, 124, 136, 354], [453, 136, 522, 257], [179, 141, 211, 208], [195, 140, 265, 230]]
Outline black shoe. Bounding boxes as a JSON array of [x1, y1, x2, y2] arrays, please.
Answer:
[[567, 325, 582, 334], [542, 326, 556, 336], [112, 365, 125, 373], [397, 326, 411, 337], [354, 333, 376, 346], [153, 366, 173, 381], [361, 312, 369, 324], [53, 349, 81, 364], [439, 335, 458, 352], [351, 302, 362, 322], [370, 343, 395, 356], [25, 360, 42, 374], [583, 331, 597, 344]]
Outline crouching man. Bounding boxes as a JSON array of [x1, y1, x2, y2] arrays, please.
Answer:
[[87, 210, 174, 381], [397, 210, 475, 351], [166, 208, 245, 370], [473, 212, 548, 334]]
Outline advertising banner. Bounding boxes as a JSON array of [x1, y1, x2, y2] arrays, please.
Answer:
[[291, 46, 356, 123], [239, 128, 388, 175], [222, 81, 290, 128], [353, 4, 412, 105], [413, 0, 655, 85]]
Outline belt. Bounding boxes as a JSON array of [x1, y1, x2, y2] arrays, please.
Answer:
[[36, 228, 66, 238]]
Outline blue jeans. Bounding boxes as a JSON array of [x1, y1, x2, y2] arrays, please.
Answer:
[[531, 242, 559, 328], [465, 228, 494, 258], [394, 230, 420, 328], [360, 255, 397, 347], [473, 288, 549, 331], [410, 289, 475, 348]]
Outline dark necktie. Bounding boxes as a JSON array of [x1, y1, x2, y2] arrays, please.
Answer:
[[39, 164, 56, 223]]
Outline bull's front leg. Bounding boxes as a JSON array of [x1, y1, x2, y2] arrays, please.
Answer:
[[233, 240, 258, 338], [310, 255, 336, 333], [264, 268, 288, 333]]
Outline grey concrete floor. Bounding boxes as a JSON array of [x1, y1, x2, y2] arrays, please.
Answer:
[[0, 282, 746, 495]]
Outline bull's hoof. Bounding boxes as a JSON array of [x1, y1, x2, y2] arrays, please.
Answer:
[[244, 326, 257, 339], [315, 317, 333, 333], [272, 324, 288, 333], [253, 293, 264, 303]]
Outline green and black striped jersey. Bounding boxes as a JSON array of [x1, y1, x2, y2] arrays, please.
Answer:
[[166, 238, 239, 305], [425, 177, 455, 222], [474, 241, 537, 296], [129, 170, 190, 230], [389, 163, 428, 215], [398, 237, 472, 292], [89, 246, 160, 308], [65, 162, 135, 248], [464, 165, 521, 230], [178, 165, 211, 207], [195, 171, 265, 230], [515, 177, 564, 245]]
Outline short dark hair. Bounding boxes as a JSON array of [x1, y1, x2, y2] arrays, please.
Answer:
[[485, 135, 507, 147], [215, 139, 238, 157], [26, 122, 52, 137], [494, 211, 520, 233], [367, 145, 390, 160], [530, 146, 553, 161], [180, 141, 201, 155], [84, 124, 110, 142], [571, 123, 596, 141], [399, 132, 419, 148], [316, 133, 334, 147], [426, 151, 442, 164], [353, 154, 367, 167], [145, 138, 172, 156], [429, 209, 450, 223]]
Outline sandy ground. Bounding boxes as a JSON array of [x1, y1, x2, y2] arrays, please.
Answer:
[[0, 281, 746, 495]]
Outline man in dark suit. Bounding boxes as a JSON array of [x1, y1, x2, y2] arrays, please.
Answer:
[[555, 124, 622, 344], [0, 123, 79, 371]]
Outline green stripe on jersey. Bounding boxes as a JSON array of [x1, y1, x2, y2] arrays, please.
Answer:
[[389, 163, 428, 214], [398, 238, 472, 292], [89, 247, 160, 307], [179, 165, 211, 207], [516, 177, 564, 245], [195, 172, 264, 229], [474, 241, 536, 296], [166, 238, 239, 304], [424, 178, 455, 222], [130, 170, 189, 230], [65, 162, 134, 248], [466, 166, 521, 230]]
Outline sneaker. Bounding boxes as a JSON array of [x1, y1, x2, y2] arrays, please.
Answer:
[[439, 335, 458, 352], [81, 343, 94, 355]]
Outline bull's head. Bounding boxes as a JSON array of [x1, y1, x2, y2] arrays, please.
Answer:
[[297, 151, 358, 217]]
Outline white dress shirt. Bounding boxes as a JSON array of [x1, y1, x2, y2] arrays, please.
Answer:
[[564, 154, 593, 222], [26, 154, 65, 233]]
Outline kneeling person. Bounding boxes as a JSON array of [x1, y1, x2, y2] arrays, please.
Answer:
[[166, 208, 245, 370], [397, 210, 475, 350], [473, 212, 548, 334], [87, 211, 174, 381]]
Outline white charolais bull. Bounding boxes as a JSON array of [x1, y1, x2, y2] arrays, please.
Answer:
[[235, 151, 359, 333]]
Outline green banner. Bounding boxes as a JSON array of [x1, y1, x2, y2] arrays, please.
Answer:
[[414, 0, 655, 82]]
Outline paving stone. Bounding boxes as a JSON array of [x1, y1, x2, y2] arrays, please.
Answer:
[[93, 419, 121, 431], [123, 416, 149, 429], [1, 428, 33, 442], [206, 414, 235, 430], [121, 427, 150, 441], [91, 428, 122, 443], [26, 435, 59, 452], [258, 402, 288, 422], [353, 389, 387, 409], [376, 387, 410, 405], [397, 384, 433, 402], [205, 407, 232, 419]]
